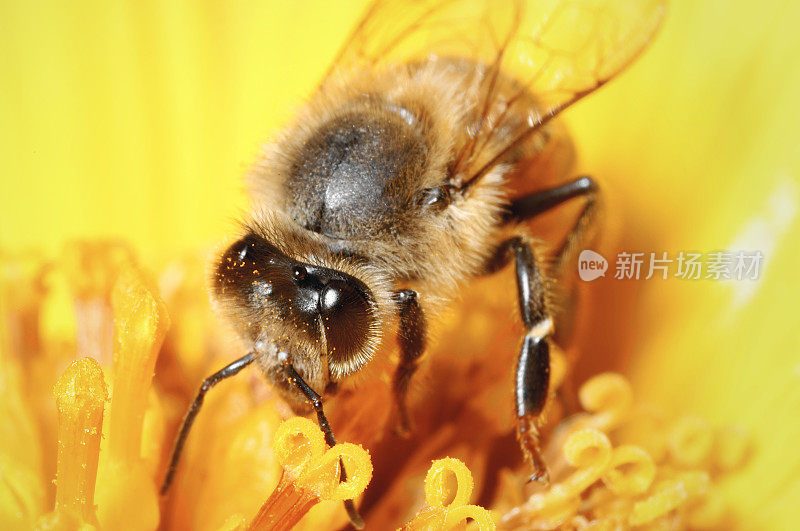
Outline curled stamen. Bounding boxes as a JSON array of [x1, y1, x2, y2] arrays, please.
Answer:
[[273, 416, 327, 478], [248, 417, 372, 531], [444, 504, 496, 529], [403, 458, 495, 531], [301, 442, 373, 501], [520, 428, 612, 527], [628, 478, 688, 526], [501, 373, 750, 529], [601, 445, 656, 496], [560, 428, 613, 493], [424, 457, 474, 508], [579, 373, 633, 431]]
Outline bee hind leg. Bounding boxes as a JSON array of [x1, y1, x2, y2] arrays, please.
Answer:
[[505, 176, 600, 414], [516, 327, 553, 484], [390, 289, 427, 436], [504, 175, 599, 276], [490, 236, 554, 484]]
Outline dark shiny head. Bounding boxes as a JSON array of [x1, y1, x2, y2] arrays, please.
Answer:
[[213, 233, 377, 369]]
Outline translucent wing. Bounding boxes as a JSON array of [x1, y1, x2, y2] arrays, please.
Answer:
[[326, 0, 666, 185]]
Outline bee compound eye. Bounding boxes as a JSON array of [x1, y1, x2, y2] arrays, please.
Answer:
[[318, 278, 374, 365], [320, 279, 347, 313]]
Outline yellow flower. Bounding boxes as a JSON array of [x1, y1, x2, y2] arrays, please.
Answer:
[[565, 2, 800, 527], [2, 0, 799, 529]]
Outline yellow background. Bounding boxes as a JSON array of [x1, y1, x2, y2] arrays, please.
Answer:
[[2, 1, 800, 527], [0, 0, 371, 256]]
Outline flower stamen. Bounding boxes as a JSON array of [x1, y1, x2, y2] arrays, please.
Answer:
[[403, 457, 495, 531], [36, 357, 107, 529], [248, 417, 372, 531]]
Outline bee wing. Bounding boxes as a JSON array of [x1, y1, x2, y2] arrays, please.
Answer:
[[326, 0, 666, 184]]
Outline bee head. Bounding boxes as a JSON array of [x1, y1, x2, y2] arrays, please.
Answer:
[[212, 231, 384, 381]]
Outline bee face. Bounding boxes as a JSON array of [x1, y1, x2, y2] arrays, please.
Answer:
[[213, 232, 379, 378]]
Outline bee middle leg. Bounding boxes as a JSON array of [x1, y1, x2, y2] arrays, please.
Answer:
[[390, 289, 427, 436], [489, 235, 554, 483]]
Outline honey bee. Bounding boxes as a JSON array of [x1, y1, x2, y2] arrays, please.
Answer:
[[161, 0, 665, 526]]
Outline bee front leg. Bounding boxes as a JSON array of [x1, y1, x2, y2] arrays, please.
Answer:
[[391, 289, 427, 436], [282, 360, 338, 447], [281, 358, 365, 529], [161, 351, 257, 494], [494, 236, 554, 484]]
